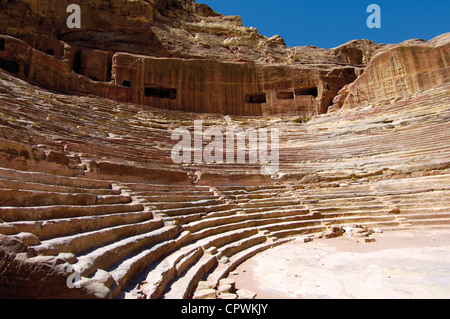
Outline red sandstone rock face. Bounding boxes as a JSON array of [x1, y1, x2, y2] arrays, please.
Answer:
[[0, 235, 98, 299], [0, 32, 362, 116], [111, 53, 357, 116], [0, 0, 383, 116], [333, 34, 450, 111]]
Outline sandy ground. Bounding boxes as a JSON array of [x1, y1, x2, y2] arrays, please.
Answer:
[[228, 229, 450, 299]]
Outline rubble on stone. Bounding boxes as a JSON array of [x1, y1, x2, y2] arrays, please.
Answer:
[[193, 279, 256, 300]]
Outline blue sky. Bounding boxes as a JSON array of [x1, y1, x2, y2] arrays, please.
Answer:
[[197, 0, 450, 48]]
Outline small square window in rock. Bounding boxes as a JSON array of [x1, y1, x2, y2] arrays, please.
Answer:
[[245, 93, 267, 104], [276, 91, 294, 100], [295, 87, 318, 98], [0, 58, 19, 74], [145, 87, 177, 100]]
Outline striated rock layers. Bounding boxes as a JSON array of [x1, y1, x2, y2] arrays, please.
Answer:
[[331, 34, 450, 111], [0, 0, 382, 116], [0, 0, 449, 301]]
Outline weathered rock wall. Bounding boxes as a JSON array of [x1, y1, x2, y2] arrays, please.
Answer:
[[335, 34, 450, 110], [0, 235, 97, 299], [112, 53, 357, 116], [4, 1, 447, 117], [0, 34, 356, 116], [0, 0, 388, 116]]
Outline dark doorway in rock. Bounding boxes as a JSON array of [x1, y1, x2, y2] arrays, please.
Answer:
[[246, 93, 267, 104], [0, 39, 5, 51], [145, 86, 177, 99], [24, 64, 30, 77], [72, 50, 82, 74], [295, 87, 318, 98], [122, 80, 131, 88], [0, 58, 19, 74], [46, 49, 54, 56]]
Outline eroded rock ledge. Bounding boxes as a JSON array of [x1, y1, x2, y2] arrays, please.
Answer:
[[331, 33, 450, 112], [0, 0, 384, 116]]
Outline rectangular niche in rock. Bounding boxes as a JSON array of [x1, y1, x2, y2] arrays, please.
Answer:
[[145, 86, 177, 99], [0, 58, 20, 74], [276, 91, 295, 100], [245, 93, 267, 104], [295, 86, 318, 98]]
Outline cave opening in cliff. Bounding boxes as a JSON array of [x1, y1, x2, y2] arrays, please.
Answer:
[[0, 39, 5, 51], [246, 93, 267, 104], [295, 87, 318, 98], [107, 59, 112, 82], [145, 87, 177, 99], [122, 80, 131, 88], [24, 64, 30, 77], [46, 49, 54, 56], [72, 50, 82, 74], [0, 58, 19, 74], [276, 91, 294, 100]]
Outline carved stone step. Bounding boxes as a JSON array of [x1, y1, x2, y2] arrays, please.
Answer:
[[74, 225, 180, 278], [0, 189, 98, 207], [0, 167, 113, 189], [207, 238, 294, 287], [162, 254, 217, 299], [0, 177, 120, 195], [43, 219, 166, 255], [11, 210, 154, 241], [0, 203, 145, 222]]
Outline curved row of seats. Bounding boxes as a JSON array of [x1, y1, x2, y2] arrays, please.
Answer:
[[1, 165, 449, 299], [0, 69, 449, 298]]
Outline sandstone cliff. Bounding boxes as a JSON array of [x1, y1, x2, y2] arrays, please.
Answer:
[[331, 33, 450, 111], [0, 0, 384, 116]]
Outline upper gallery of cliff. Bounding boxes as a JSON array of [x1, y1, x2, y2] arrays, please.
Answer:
[[330, 33, 450, 112], [0, 0, 386, 117], [0, 0, 383, 66], [0, 0, 447, 117]]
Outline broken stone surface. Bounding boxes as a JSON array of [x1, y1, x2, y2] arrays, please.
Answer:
[[219, 256, 230, 264], [323, 226, 346, 239], [0, 234, 28, 254], [196, 281, 216, 291], [217, 284, 232, 294], [193, 289, 217, 300], [218, 293, 238, 300], [343, 225, 374, 239], [236, 289, 257, 299], [219, 278, 236, 291]]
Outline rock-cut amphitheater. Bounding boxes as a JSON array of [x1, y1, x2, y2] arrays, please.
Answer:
[[0, 0, 449, 299]]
